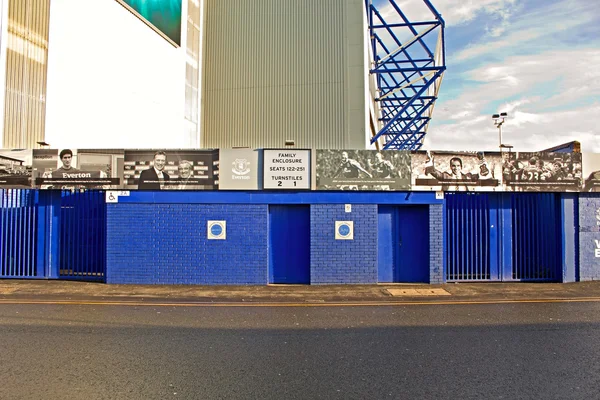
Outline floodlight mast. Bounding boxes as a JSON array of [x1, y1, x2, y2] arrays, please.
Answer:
[[365, 0, 446, 150], [492, 112, 509, 150]]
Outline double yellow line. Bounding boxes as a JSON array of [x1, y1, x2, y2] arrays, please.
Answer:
[[0, 297, 600, 307]]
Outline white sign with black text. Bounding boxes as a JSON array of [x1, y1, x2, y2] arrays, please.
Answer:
[[263, 149, 310, 189]]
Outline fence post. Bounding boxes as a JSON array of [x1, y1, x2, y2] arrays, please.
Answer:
[[43, 191, 61, 279], [561, 193, 577, 282], [500, 193, 513, 281]]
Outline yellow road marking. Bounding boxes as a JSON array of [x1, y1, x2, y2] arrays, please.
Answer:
[[0, 297, 600, 307]]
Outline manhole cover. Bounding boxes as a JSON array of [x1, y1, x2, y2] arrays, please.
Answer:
[[386, 288, 451, 297]]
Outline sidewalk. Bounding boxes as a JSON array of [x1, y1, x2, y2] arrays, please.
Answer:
[[1, 280, 600, 303]]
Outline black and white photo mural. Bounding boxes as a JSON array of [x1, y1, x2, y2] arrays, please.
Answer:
[[316, 150, 411, 191]]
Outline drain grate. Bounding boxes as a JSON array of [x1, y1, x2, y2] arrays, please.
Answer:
[[386, 288, 451, 297]]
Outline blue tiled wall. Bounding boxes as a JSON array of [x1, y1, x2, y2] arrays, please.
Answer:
[[106, 204, 268, 284], [578, 194, 600, 281], [310, 204, 378, 284]]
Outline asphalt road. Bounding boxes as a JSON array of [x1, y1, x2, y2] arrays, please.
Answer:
[[1, 301, 599, 400]]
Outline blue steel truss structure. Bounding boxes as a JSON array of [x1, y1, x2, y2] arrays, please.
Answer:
[[366, 0, 446, 150]]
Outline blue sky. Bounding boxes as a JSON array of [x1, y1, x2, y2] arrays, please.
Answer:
[[377, 0, 600, 151]]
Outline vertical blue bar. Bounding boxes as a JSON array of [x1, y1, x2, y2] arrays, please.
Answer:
[[513, 194, 517, 279], [441, 199, 447, 283], [446, 195, 451, 280], [77, 192, 82, 276], [476, 195, 481, 279], [560, 193, 576, 282], [500, 193, 513, 281], [102, 192, 107, 279], [24, 191, 30, 276], [0, 190, 4, 276], [59, 191, 65, 277], [48, 191, 61, 279], [10, 190, 15, 276], [19, 191, 24, 276], [15, 191, 21, 276], [465, 194, 469, 280], [36, 191, 46, 277], [447, 195, 451, 280], [488, 194, 499, 280], [542, 194, 549, 280]]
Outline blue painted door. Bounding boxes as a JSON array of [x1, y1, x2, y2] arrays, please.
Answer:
[[378, 206, 395, 282], [396, 206, 429, 283], [378, 206, 429, 283], [269, 205, 310, 284]]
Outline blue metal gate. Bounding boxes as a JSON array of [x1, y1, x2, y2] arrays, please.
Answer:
[[446, 192, 562, 282], [511, 193, 561, 281], [445, 193, 492, 281], [0, 189, 39, 278], [59, 190, 106, 280]]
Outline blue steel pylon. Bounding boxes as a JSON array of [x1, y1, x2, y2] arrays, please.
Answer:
[[366, 0, 446, 150]]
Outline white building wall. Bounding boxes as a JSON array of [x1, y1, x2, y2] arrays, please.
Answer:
[[44, 0, 189, 149]]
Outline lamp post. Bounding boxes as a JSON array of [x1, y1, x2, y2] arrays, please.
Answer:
[[492, 112, 508, 150]]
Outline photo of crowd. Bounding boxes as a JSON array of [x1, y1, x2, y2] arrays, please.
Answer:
[[502, 152, 582, 192], [582, 153, 600, 192], [316, 150, 411, 190]]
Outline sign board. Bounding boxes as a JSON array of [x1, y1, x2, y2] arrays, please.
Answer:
[[105, 190, 130, 203], [263, 149, 310, 189], [207, 220, 226, 240], [335, 221, 354, 240], [218, 149, 260, 190]]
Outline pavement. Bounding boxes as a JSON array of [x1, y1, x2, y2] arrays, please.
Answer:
[[1, 279, 600, 304]]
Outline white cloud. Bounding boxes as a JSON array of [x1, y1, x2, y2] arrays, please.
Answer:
[[426, 103, 600, 152], [379, 0, 519, 27], [427, 47, 600, 151], [437, 49, 600, 117], [451, 0, 596, 62]]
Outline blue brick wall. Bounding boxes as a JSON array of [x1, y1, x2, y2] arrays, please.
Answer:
[[578, 194, 600, 281], [429, 204, 444, 284], [310, 204, 378, 284], [106, 204, 268, 284]]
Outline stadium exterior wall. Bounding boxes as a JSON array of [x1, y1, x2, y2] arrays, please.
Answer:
[[105, 191, 444, 285], [200, 0, 368, 150]]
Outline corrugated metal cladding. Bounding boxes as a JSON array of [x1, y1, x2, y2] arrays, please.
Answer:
[[2, 0, 50, 149], [201, 0, 367, 149]]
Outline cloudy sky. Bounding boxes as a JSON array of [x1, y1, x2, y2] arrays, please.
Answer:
[[376, 0, 600, 152]]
